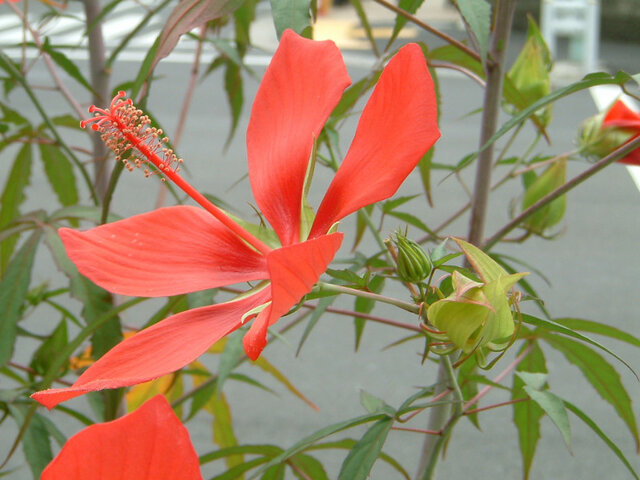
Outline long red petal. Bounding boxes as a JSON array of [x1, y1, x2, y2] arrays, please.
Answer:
[[603, 100, 640, 130], [310, 44, 440, 238], [32, 290, 270, 409], [60, 205, 268, 297], [41, 396, 202, 480], [242, 233, 343, 359], [247, 29, 351, 246]]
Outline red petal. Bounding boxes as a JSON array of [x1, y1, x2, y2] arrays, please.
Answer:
[[41, 396, 202, 480], [603, 100, 640, 130], [247, 29, 351, 246], [310, 44, 440, 237], [242, 233, 343, 360], [617, 136, 640, 166], [60, 205, 268, 297], [32, 290, 270, 409]]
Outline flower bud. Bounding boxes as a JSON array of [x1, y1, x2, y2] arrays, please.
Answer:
[[578, 113, 635, 160], [578, 100, 640, 166], [393, 232, 432, 284]]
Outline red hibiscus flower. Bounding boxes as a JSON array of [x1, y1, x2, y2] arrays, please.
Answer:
[[32, 30, 439, 409], [41, 395, 202, 480], [602, 99, 640, 166]]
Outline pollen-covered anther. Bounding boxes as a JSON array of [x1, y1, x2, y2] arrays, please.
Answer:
[[80, 92, 183, 179]]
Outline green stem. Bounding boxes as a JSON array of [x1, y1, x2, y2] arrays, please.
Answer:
[[315, 282, 421, 314], [416, 355, 464, 480]]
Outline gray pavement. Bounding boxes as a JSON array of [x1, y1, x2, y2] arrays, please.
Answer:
[[1, 1, 639, 479]]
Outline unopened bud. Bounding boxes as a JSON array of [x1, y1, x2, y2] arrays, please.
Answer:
[[578, 112, 635, 161], [393, 232, 432, 284]]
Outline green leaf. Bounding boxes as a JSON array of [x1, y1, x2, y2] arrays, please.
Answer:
[[223, 59, 244, 147], [0, 230, 41, 367], [522, 313, 638, 381], [306, 438, 410, 479], [513, 343, 548, 478], [337, 417, 394, 480], [360, 390, 394, 416], [418, 147, 436, 207], [542, 334, 640, 450], [30, 319, 68, 376], [255, 412, 389, 475], [42, 38, 95, 95], [455, 0, 491, 65], [217, 330, 244, 393], [39, 142, 78, 207], [297, 295, 336, 355], [289, 453, 328, 480], [9, 407, 53, 479], [386, 210, 436, 236], [480, 71, 635, 159], [522, 385, 572, 451], [354, 275, 384, 350], [565, 400, 640, 480], [252, 355, 318, 411], [270, 0, 311, 37], [349, 0, 380, 57], [386, 0, 425, 52], [0, 142, 32, 273], [555, 318, 640, 348], [209, 392, 244, 471], [428, 44, 484, 78]]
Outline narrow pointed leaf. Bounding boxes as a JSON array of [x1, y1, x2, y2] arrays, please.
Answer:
[[513, 342, 547, 480], [0, 230, 41, 367], [0, 142, 32, 272], [42, 39, 95, 95], [256, 412, 389, 475], [39, 143, 78, 207], [555, 318, 640, 348], [456, 0, 491, 64], [522, 313, 638, 380], [522, 386, 572, 451], [565, 400, 640, 480], [542, 334, 639, 450], [270, 0, 312, 37], [338, 417, 394, 480], [252, 355, 318, 410]]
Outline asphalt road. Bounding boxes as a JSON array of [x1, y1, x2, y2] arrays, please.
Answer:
[[1, 2, 639, 479]]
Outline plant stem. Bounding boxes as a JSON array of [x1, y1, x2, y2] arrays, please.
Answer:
[[483, 134, 640, 249], [417, 4, 517, 478], [467, 0, 517, 246], [371, 0, 481, 63], [315, 282, 421, 314], [415, 355, 464, 480], [84, 0, 111, 201]]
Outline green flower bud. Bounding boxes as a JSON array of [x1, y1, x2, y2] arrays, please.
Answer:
[[578, 113, 635, 161], [393, 232, 432, 284]]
